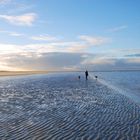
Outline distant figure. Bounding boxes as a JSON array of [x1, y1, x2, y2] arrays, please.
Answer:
[[85, 70, 88, 80], [95, 75, 98, 80], [78, 76, 81, 80]]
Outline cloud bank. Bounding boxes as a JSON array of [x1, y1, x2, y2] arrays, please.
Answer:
[[0, 51, 140, 71], [0, 32, 139, 71]]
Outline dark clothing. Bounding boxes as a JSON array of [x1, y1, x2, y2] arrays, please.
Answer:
[[85, 70, 88, 80]]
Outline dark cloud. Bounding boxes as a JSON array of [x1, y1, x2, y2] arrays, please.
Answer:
[[125, 54, 140, 57], [2, 52, 140, 71], [86, 58, 140, 71], [4, 52, 87, 71]]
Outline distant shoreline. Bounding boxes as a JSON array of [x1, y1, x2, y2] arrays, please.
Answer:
[[0, 71, 48, 77]]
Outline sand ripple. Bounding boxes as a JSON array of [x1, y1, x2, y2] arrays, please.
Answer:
[[0, 73, 140, 139]]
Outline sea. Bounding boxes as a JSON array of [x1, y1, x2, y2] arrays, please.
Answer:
[[90, 71, 140, 104]]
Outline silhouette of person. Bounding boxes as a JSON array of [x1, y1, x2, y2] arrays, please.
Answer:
[[78, 76, 81, 80], [85, 70, 88, 80]]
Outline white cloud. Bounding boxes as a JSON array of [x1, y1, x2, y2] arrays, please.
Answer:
[[0, 0, 11, 4], [79, 35, 111, 46], [0, 35, 111, 55], [0, 36, 139, 71], [0, 13, 37, 26], [31, 35, 58, 41], [108, 25, 128, 32], [0, 43, 70, 54], [0, 29, 24, 36], [0, 44, 22, 54], [0, 43, 139, 71], [9, 32, 24, 37], [30, 35, 111, 53], [0, 51, 139, 71], [66, 43, 87, 52], [0, 33, 112, 53]]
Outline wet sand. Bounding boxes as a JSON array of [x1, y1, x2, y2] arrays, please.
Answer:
[[0, 73, 140, 139]]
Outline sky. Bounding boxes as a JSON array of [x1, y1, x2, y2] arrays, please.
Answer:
[[0, 0, 139, 71]]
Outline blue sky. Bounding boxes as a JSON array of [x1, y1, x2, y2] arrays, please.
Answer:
[[0, 0, 139, 71]]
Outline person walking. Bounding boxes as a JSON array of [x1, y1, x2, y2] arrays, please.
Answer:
[[78, 75, 81, 80], [85, 70, 88, 80]]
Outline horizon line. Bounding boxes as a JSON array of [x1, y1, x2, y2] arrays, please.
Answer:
[[0, 69, 140, 72]]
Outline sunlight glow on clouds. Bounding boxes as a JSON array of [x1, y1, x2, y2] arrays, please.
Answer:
[[31, 35, 58, 41], [0, 13, 37, 26], [79, 35, 111, 46], [0, 29, 24, 36], [9, 32, 24, 37], [0, 52, 140, 71], [0, 34, 139, 71]]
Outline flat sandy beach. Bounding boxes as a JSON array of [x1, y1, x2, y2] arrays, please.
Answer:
[[0, 73, 140, 139]]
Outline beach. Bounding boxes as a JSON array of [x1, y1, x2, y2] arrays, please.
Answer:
[[0, 73, 140, 139]]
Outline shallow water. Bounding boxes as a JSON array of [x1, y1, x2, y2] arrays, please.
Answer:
[[91, 71, 140, 96], [0, 73, 140, 139], [89, 71, 140, 105]]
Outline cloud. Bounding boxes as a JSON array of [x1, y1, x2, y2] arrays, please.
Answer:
[[82, 57, 115, 65], [0, 33, 112, 53], [0, 13, 37, 26], [0, 52, 86, 71], [0, 43, 84, 54], [9, 32, 24, 37], [29, 35, 112, 52], [0, 48, 140, 71], [11, 3, 35, 13], [125, 54, 140, 57], [0, 39, 139, 71], [79, 35, 111, 46], [0, 0, 11, 4], [126, 58, 140, 63], [0, 29, 24, 37], [108, 25, 128, 32], [66, 43, 87, 52], [81, 58, 140, 71], [31, 35, 58, 41]]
